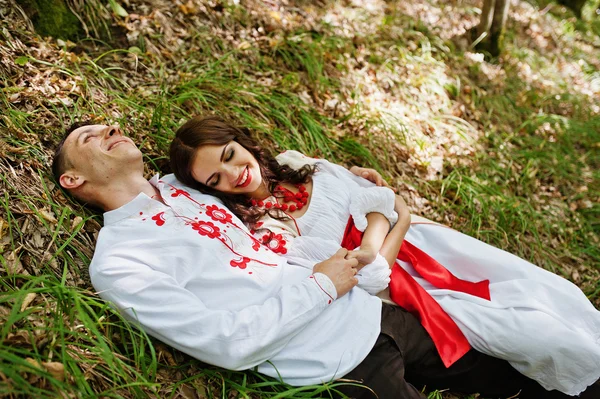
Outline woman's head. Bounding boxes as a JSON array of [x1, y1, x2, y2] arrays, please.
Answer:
[[170, 115, 316, 224], [170, 116, 266, 197]]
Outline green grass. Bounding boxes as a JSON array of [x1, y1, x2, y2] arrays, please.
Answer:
[[1, 0, 599, 397]]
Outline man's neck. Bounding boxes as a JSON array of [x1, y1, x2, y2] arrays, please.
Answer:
[[99, 175, 161, 212]]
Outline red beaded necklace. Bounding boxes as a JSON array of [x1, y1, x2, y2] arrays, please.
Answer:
[[250, 183, 309, 212]]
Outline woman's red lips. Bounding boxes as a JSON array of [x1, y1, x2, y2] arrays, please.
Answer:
[[237, 167, 252, 188]]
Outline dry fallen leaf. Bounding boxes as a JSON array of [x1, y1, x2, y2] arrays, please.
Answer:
[[179, 383, 200, 399], [38, 208, 57, 224], [5, 250, 24, 274], [43, 361, 65, 382], [71, 216, 83, 231], [25, 357, 42, 368], [237, 41, 251, 50], [20, 293, 37, 312]]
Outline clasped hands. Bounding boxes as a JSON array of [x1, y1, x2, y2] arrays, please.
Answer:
[[314, 167, 407, 297]]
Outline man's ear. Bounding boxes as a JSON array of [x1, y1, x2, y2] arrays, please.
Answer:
[[59, 171, 85, 190]]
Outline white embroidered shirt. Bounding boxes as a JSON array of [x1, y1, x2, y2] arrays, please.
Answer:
[[89, 174, 382, 386]]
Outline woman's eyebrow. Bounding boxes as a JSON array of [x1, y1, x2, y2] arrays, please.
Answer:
[[219, 143, 229, 162], [206, 144, 230, 185]]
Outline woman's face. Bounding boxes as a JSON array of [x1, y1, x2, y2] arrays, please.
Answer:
[[191, 140, 264, 197]]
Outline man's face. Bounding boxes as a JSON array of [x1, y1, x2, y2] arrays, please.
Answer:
[[59, 124, 142, 191]]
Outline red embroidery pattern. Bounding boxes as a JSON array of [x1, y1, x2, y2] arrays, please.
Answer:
[[262, 232, 288, 255], [170, 188, 192, 199], [151, 183, 278, 271], [230, 256, 251, 269], [206, 205, 233, 224], [151, 212, 166, 226], [191, 220, 221, 239]]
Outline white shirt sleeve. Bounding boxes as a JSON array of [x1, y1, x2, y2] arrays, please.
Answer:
[[91, 258, 336, 371], [354, 252, 391, 295], [285, 235, 390, 295]]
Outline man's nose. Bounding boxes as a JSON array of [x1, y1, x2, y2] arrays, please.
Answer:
[[105, 125, 122, 137]]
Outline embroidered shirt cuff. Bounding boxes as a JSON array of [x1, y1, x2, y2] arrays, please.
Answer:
[[312, 272, 337, 303]]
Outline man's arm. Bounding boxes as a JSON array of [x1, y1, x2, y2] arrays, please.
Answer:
[[349, 166, 396, 191], [91, 249, 357, 371]]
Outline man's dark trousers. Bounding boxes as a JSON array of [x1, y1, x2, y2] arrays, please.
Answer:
[[338, 303, 600, 399]]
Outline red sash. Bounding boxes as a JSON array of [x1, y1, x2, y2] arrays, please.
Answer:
[[341, 217, 491, 367]]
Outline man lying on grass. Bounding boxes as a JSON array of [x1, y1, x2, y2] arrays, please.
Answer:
[[52, 122, 600, 399]]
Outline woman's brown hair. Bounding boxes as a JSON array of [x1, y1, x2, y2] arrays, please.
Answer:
[[170, 115, 316, 225]]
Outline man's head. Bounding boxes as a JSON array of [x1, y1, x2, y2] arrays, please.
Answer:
[[52, 122, 143, 207]]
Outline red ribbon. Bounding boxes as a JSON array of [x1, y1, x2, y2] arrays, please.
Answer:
[[341, 217, 491, 367]]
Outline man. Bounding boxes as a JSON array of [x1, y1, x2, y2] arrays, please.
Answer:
[[53, 122, 598, 399]]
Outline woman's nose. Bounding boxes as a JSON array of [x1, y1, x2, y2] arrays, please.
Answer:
[[223, 165, 241, 184]]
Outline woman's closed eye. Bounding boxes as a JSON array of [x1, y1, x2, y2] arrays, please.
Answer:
[[225, 149, 234, 161], [209, 175, 220, 187]]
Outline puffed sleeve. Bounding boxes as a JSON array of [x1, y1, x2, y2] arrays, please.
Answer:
[[276, 150, 398, 230], [349, 186, 398, 231], [354, 252, 391, 295], [276, 150, 378, 189]]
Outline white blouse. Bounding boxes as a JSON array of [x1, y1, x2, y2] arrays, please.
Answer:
[[251, 150, 397, 294]]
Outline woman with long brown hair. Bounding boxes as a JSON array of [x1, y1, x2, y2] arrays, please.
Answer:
[[170, 115, 600, 397]]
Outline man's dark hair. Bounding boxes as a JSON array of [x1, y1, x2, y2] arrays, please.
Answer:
[[51, 121, 90, 185]]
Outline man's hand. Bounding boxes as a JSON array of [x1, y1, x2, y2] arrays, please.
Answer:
[[313, 248, 359, 298], [349, 166, 397, 192], [346, 246, 378, 271]]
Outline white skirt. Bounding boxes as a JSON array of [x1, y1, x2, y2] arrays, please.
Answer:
[[384, 218, 600, 396]]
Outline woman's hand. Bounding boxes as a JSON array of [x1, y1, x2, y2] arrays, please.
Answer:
[[349, 166, 397, 192], [346, 246, 378, 271]]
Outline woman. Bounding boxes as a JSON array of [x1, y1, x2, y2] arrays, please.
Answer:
[[170, 115, 600, 396]]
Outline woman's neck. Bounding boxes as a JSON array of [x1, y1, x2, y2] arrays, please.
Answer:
[[248, 181, 272, 200]]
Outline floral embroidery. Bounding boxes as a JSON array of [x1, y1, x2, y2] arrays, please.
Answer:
[[151, 212, 166, 226], [262, 232, 288, 255], [154, 182, 279, 272], [206, 205, 233, 224], [230, 256, 251, 269], [171, 188, 191, 198], [191, 220, 221, 239]]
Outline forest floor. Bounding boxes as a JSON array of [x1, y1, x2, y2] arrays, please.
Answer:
[[1, 0, 599, 398]]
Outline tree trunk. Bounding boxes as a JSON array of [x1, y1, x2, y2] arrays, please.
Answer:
[[476, 0, 496, 39], [488, 0, 510, 57], [557, 0, 587, 18], [15, 0, 84, 40], [474, 0, 510, 59]]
